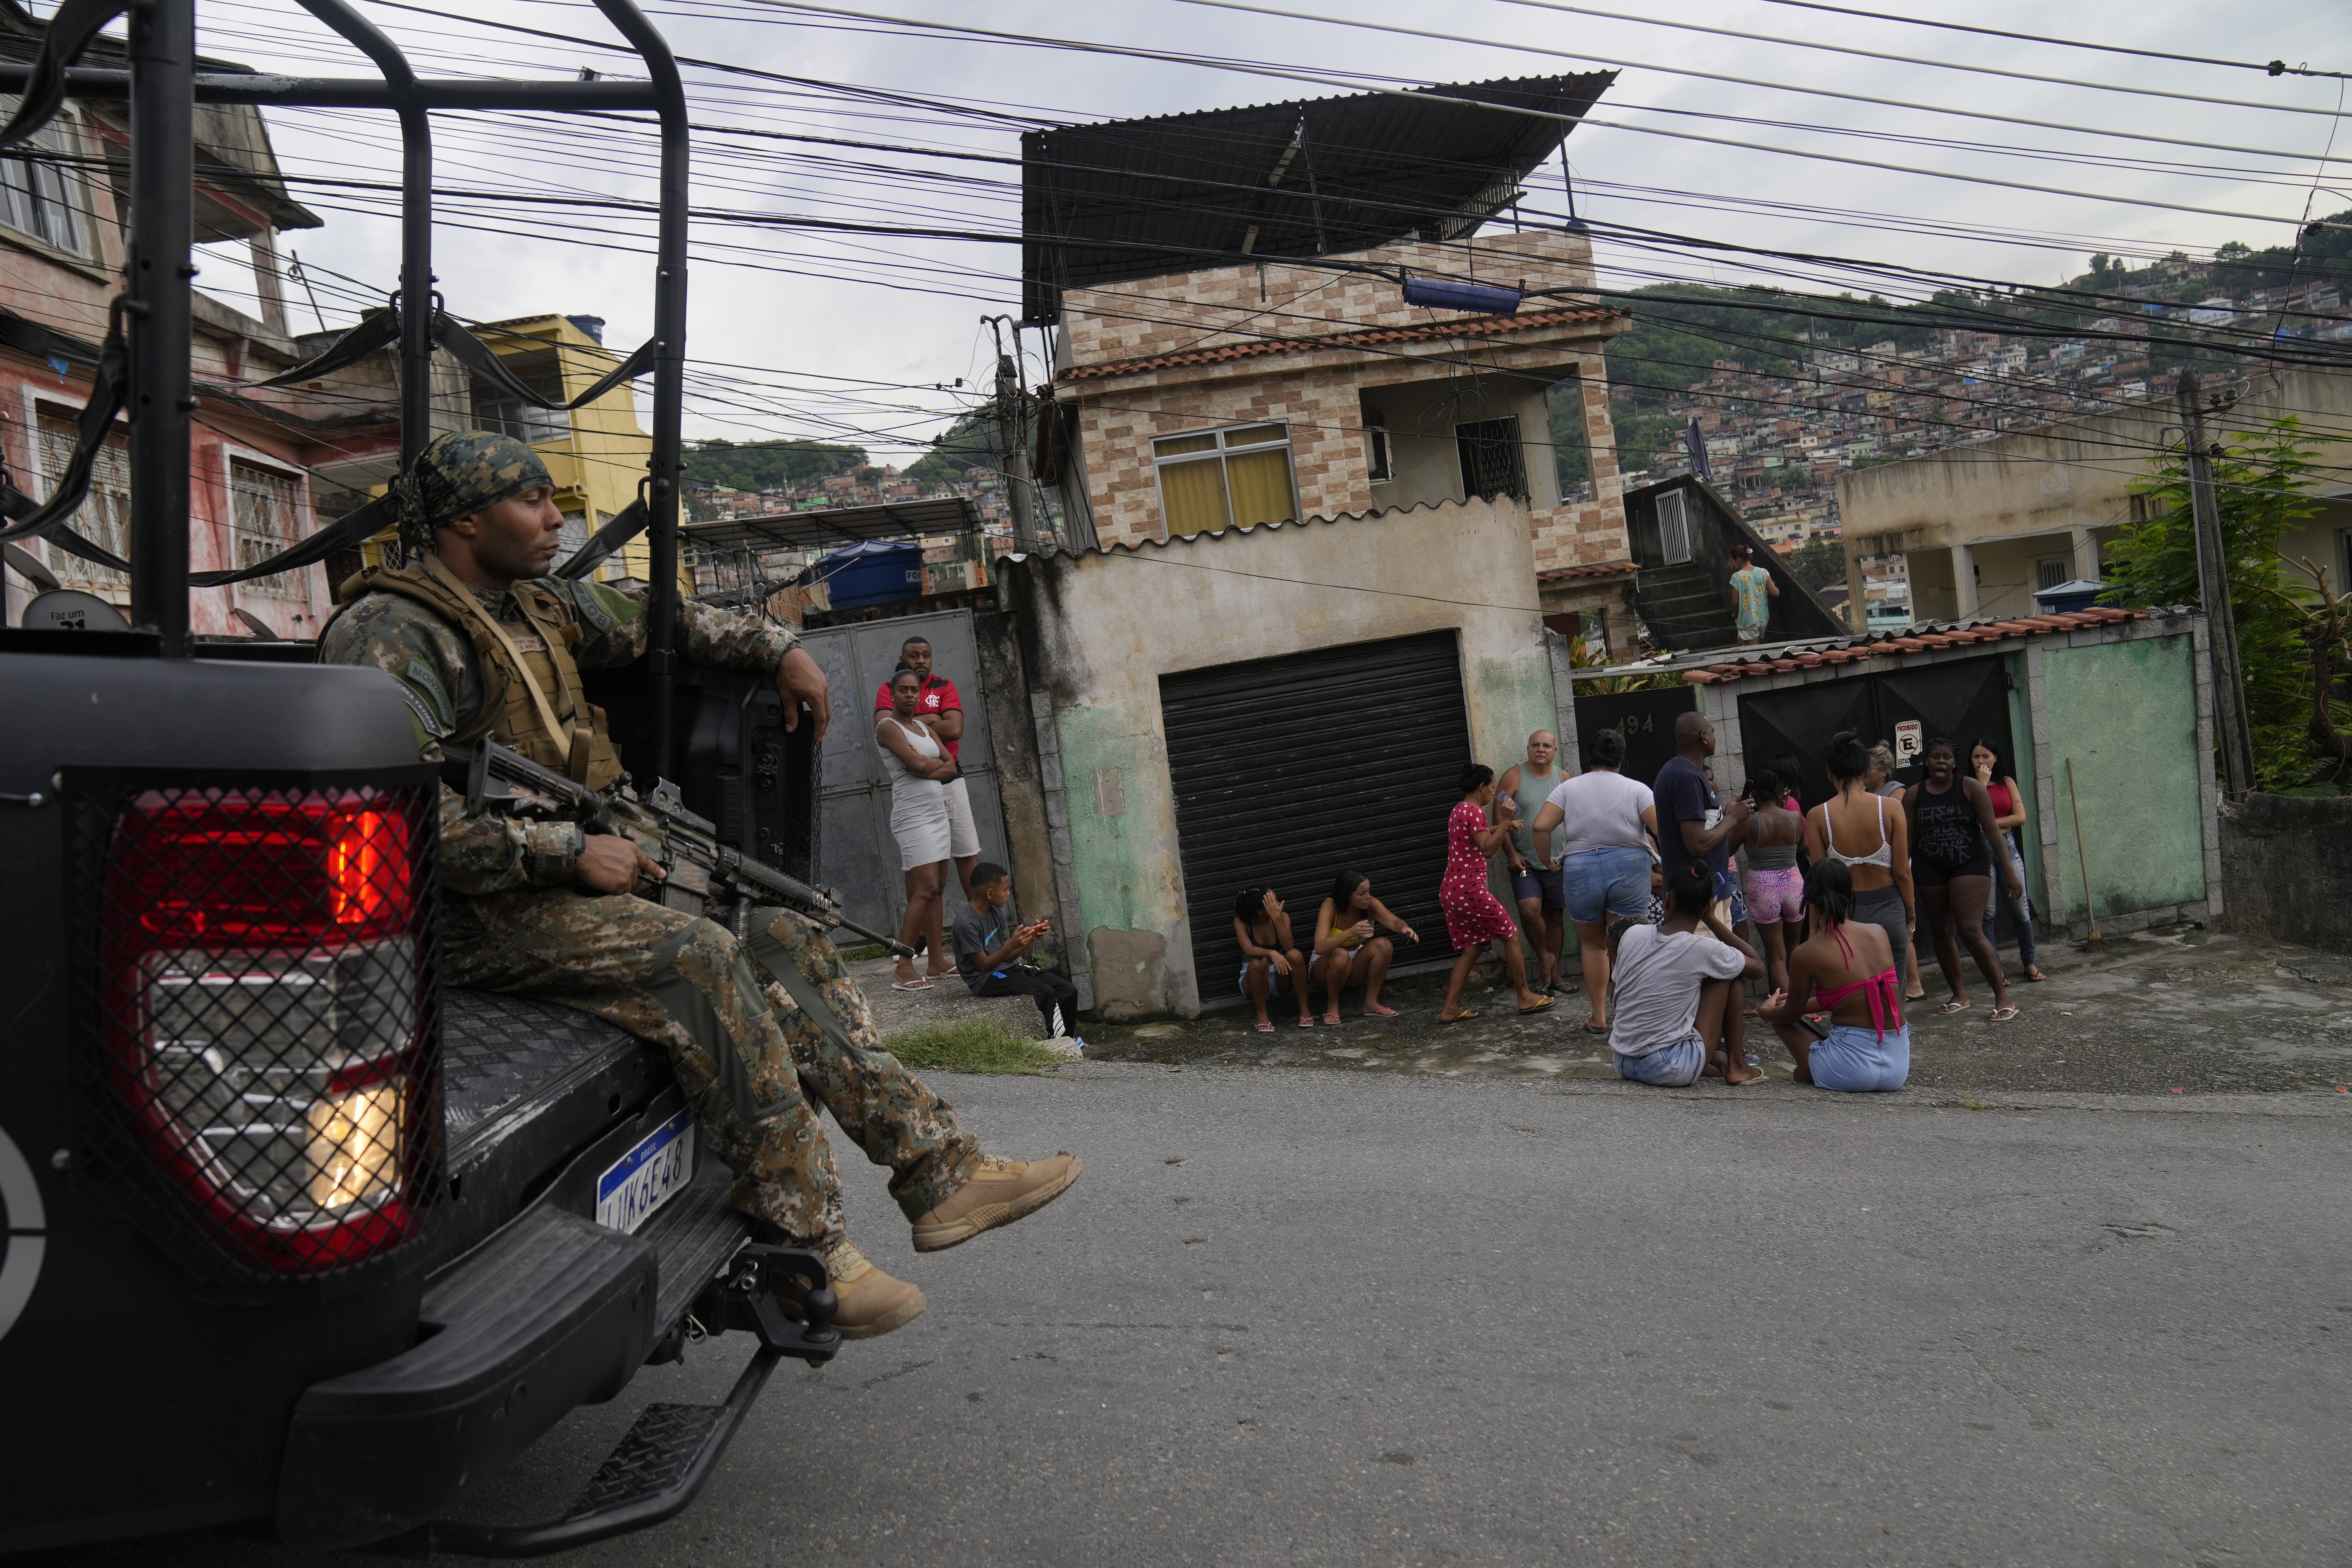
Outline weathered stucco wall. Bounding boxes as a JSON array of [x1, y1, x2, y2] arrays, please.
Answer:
[[1002, 495, 1557, 1017], [2036, 632, 2209, 929]]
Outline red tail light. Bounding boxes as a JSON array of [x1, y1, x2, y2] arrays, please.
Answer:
[[102, 788, 431, 1275]]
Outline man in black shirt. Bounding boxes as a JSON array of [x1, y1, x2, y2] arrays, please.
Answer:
[[1655, 711, 1751, 914]]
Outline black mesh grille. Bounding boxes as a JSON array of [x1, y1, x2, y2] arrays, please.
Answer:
[[67, 776, 441, 1285]]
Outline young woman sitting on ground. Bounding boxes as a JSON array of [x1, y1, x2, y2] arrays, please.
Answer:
[[1234, 886, 1315, 1032], [1757, 859, 1911, 1091], [1804, 730, 1916, 1011], [1904, 737, 2021, 1022], [1737, 766, 1807, 1002], [1314, 870, 1420, 1021], [1607, 864, 1765, 1086], [1437, 764, 1553, 1022]]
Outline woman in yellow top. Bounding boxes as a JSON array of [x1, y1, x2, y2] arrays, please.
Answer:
[[1313, 870, 1420, 1022]]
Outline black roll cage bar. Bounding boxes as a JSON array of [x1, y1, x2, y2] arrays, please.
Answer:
[[0, 0, 693, 776]]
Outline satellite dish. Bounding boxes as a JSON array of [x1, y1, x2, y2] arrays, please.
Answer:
[[21, 588, 132, 632]]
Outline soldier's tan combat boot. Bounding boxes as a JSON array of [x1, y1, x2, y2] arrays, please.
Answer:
[[775, 1240, 926, 1340], [910, 1152, 1083, 1253]]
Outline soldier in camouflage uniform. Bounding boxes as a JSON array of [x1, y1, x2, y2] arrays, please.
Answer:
[[320, 431, 1080, 1338]]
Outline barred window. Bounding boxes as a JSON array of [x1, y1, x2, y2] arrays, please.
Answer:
[[35, 406, 130, 599], [230, 459, 306, 598]]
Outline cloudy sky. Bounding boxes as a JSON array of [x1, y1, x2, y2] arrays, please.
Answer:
[[177, 0, 2351, 464]]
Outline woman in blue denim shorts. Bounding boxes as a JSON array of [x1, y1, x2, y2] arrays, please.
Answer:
[[1526, 728, 1659, 1035], [1757, 859, 1911, 1091]]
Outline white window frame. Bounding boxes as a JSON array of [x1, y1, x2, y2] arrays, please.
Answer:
[[0, 105, 89, 258], [1150, 421, 1298, 536], [1365, 425, 1393, 483], [28, 394, 131, 601], [217, 444, 315, 601]]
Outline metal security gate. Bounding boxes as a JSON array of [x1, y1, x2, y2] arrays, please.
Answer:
[[1736, 654, 2027, 944], [799, 609, 1011, 940], [1162, 630, 1470, 993], [1570, 684, 1697, 786]]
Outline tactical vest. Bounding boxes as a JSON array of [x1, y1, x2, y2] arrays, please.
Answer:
[[340, 555, 626, 788]]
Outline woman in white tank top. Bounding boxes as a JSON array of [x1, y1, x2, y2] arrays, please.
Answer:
[[877, 667, 960, 989], [1803, 732, 1916, 997]]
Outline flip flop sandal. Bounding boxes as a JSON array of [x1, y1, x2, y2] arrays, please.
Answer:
[[1364, 1004, 1400, 1018], [890, 978, 933, 992], [1581, 1021, 1610, 1035], [1936, 999, 1972, 1014], [1554, 981, 1583, 995], [1440, 1010, 1481, 1024], [2024, 969, 2048, 982], [1253, 1020, 1275, 1032], [1321, 1011, 1342, 1026], [1297, 1016, 1317, 1029], [1988, 1005, 2021, 1023], [1518, 996, 1556, 1016]]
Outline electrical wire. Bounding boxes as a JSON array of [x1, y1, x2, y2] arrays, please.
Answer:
[[1752, 0, 2347, 80]]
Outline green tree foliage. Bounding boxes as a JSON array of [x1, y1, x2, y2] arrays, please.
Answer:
[[1787, 538, 1849, 592], [904, 407, 1003, 487], [2103, 415, 2348, 790], [681, 437, 866, 493]]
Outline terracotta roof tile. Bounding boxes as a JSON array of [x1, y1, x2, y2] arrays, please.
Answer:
[[1536, 557, 1641, 583], [1059, 305, 1625, 383], [1681, 606, 2148, 683]]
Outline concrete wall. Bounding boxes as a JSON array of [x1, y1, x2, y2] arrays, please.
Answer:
[[2034, 630, 2214, 934], [999, 495, 1558, 1017], [1359, 372, 1565, 516], [2218, 793, 2352, 953]]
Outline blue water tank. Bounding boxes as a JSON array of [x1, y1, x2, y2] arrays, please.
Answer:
[[806, 539, 924, 609], [2032, 578, 2108, 616], [1400, 277, 1522, 316]]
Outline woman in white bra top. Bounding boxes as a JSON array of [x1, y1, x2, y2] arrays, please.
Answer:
[[1803, 732, 1917, 995]]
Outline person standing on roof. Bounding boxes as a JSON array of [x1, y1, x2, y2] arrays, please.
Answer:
[[1728, 542, 1779, 645], [320, 431, 1081, 1341]]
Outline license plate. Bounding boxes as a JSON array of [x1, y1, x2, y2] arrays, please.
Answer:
[[596, 1108, 696, 1233]]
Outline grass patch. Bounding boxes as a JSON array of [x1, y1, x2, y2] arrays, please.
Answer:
[[1961, 1097, 1992, 1111], [885, 1019, 1067, 1076], [839, 942, 892, 962]]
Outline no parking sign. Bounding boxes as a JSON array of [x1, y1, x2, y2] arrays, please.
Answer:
[[1894, 720, 1924, 763]]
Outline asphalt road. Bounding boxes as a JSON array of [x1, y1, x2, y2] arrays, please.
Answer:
[[36, 1067, 2351, 1568]]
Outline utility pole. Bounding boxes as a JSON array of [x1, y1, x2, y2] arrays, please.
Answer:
[[984, 315, 1040, 551], [2178, 371, 2256, 799]]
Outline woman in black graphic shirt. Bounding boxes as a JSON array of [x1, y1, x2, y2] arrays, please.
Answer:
[[1903, 737, 2022, 1021]]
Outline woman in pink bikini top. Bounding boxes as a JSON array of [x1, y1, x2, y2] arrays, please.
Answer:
[[1756, 858, 1912, 1091]]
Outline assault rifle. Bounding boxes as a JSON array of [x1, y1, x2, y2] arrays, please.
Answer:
[[450, 736, 913, 957]]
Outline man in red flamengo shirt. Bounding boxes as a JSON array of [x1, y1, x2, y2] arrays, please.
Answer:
[[873, 633, 981, 898]]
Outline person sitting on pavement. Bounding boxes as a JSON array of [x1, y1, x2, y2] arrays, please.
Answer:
[[320, 429, 1079, 1342], [1498, 730, 1574, 997], [1756, 859, 1911, 1091], [1313, 870, 1421, 1021], [1235, 886, 1315, 1032], [1524, 727, 1656, 1037], [953, 863, 1082, 1050], [1437, 765, 1553, 1023], [1808, 730, 1918, 1011], [1608, 864, 1765, 1085]]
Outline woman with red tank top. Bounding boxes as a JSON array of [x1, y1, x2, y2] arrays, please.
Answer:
[[1757, 859, 1911, 1090]]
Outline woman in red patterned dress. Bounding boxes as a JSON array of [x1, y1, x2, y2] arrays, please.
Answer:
[[1438, 764, 1554, 1022]]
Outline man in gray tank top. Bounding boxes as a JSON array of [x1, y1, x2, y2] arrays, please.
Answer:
[[1499, 730, 1574, 995]]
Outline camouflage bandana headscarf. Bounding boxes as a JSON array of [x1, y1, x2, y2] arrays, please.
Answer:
[[388, 430, 554, 554]]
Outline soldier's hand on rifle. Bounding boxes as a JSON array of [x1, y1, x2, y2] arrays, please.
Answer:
[[776, 647, 832, 742], [576, 832, 665, 895]]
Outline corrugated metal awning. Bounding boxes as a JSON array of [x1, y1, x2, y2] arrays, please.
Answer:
[[1021, 73, 1615, 324]]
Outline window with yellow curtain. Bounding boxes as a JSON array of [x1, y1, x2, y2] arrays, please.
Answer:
[[1152, 423, 1297, 539]]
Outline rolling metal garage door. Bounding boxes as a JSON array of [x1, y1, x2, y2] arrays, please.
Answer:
[[1162, 630, 1471, 992]]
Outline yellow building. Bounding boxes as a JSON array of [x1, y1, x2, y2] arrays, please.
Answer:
[[470, 312, 659, 584]]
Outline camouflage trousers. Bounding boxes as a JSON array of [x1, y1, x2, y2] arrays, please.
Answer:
[[445, 887, 980, 1247]]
